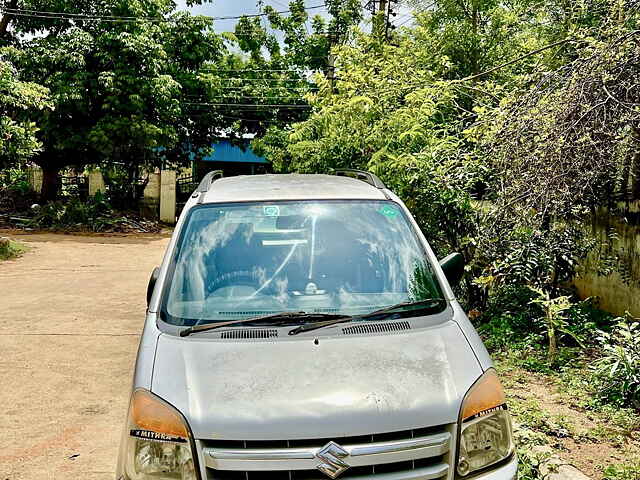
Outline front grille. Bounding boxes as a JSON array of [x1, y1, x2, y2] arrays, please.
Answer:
[[208, 457, 443, 480], [342, 321, 411, 335], [202, 425, 451, 480], [204, 426, 442, 450]]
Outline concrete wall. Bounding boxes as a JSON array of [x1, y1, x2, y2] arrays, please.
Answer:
[[140, 171, 161, 220], [27, 166, 43, 193], [23, 165, 179, 225], [159, 170, 176, 224], [88, 170, 105, 196], [574, 205, 640, 317]]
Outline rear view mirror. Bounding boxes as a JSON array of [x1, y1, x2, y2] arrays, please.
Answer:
[[147, 266, 160, 306], [439, 253, 464, 287]]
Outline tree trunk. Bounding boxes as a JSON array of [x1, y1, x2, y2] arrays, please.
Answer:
[[0, 0, 18, 38], [547, 314, 558, 365], [40, 166, 60, 203]]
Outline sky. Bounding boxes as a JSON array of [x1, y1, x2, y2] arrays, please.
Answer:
[[174, 1, 414, 34], [175, 0, 331, 33]]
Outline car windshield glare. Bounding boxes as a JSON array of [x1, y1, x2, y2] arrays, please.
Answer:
[[161, 200, 444, 326]]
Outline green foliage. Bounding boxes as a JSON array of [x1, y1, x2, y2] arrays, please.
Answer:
[[594, 319, 640, 408], [474, 213, 594, 292], [0, 238, 27, 261], [0, 56, 50, 167], [529, 288, 577, 364], [0, 166, 30, 194], [565, 298, 613, 343], [477, 285, 544, 350], [603, 461, 640, 480], [478, 286, 610, 370], [253, 31, 480, 256], [28, 193, 116, 232], [476, 21, 640, 220], [258, 0, 362, 70], [2, 0, 228, 199]]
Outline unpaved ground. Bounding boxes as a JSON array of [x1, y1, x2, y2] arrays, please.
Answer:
[[502, 366, 640, 479], [0, 232, 170, 480]]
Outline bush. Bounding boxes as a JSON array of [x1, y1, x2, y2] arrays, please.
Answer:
[[594, 319, 640, 409], [0, 167, 30, 194], [0, 167, 38, 215], [602, 461, 640, 480], [564, 298, 613, 345], [29, 193, 115, 232], [476, 285, 545, 351], [477, 286, 610, 368], [0, 237, 26, 260]]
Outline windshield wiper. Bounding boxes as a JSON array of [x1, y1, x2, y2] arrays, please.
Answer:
[[179, 311, 348, 337], [288, 298, 447, 336]]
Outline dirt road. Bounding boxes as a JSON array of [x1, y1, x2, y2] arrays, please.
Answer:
[[0, 232, 170, 480]]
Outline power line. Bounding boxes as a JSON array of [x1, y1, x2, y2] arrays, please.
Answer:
[[184, 102, 312, 108], [0, 4, 326, 23], [200, 77, 314, 83], [199, 70, 312, 76], [188, 95, 314, 100], [203, 86, 318, 90], [458, 38, 572, 82], [201, 68, 311, 72], [188, 113, 297, 124], [394, 13, 413, 27], [225, 30, 340, 38]]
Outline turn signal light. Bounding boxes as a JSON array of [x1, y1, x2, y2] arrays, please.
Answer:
[[461, 369, 506, 421], [131, 389, 189, 439]]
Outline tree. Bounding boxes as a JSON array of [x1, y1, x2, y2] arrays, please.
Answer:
[[0, 53, 50, 167], [478, 30, 640, 219], [198, 0, 363, 136], [463, 3, 640, 308], [2, 0, 227, 200], [253, 31, 479, 256], [250, 0, 638, 311]]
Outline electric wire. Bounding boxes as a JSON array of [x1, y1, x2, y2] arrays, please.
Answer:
[[0, 4, 327, 23], [211, 85, 319, 93], [197, 77, 314, 82], [184, 102, 311, 108]]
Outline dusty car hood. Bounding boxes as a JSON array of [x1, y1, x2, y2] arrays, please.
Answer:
[[151, 319, 482, 440]]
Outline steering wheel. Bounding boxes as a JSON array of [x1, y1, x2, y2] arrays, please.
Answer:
[[208, 270, 264, 294]]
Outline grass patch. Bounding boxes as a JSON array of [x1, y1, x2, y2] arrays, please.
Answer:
[[493, 349, 640, 479], [0, 238, 27, 260], [602, 461, 640, 480]]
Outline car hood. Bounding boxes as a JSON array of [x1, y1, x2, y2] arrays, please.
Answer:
[[151, 319, 483, 440]]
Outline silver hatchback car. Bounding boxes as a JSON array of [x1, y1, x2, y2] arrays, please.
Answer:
[[116, 170, 517, 480]]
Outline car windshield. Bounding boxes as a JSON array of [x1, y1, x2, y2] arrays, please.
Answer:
[[161, 200, 444, 326]]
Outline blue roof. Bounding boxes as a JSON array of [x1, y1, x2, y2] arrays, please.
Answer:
[[199, 139, 268, 164]]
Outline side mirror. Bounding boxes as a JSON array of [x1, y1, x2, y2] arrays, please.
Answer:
[[439, 253, 465, 287], [147, 266, 160, 306]]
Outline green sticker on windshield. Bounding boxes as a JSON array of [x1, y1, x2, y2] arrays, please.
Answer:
[[378, 204, 399, 218], [263, 205, 280, 217]]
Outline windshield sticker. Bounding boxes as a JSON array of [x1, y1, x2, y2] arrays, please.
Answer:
[[378, 204, 399, 218], [263, 205, 280, 217]]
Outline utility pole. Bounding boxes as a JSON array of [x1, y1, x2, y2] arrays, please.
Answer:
[[385, 0, 398, 42], [326, 32, 336, 93], [366, 0, 397, 42]]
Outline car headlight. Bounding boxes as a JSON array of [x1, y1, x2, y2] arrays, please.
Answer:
[[457, 369, 514, 477], [123, 389, 198, 480]]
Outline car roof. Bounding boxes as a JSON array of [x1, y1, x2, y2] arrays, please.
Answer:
[[199, 173, 388, 204]]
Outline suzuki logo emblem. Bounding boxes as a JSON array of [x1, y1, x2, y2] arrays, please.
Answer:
[[315, 441, 350, 478]]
